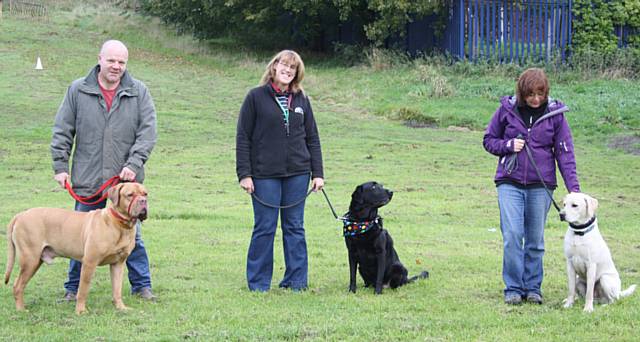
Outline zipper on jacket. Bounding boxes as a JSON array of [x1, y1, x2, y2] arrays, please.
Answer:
[[523, 131, 530, 186], [509, 100, 567, 187], [272, 96, 291, 137]]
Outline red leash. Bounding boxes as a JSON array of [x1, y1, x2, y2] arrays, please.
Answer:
[[65, 175, 121, 205]]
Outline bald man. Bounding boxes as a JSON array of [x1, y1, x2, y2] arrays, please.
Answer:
[[51, 40, 158, 301]]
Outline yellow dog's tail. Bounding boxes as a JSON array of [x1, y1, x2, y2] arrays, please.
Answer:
[[620, 284, 637, 298], [4, 215, 17, 285]]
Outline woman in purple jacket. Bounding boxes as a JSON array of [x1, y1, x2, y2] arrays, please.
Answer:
[[483, 68, 580, 305]]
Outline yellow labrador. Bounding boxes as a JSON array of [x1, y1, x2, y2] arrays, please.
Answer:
[[560, 192, 636, 312]]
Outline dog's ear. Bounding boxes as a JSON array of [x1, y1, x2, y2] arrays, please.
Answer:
[[351, 185, 364, 203], [584, 194, 598, 218], [108, 184, 123, 206], [349, 185, 365, 214]]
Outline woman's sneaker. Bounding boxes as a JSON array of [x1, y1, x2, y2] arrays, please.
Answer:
[[525, 293, 543, 304], [504, 294, 523, 305]]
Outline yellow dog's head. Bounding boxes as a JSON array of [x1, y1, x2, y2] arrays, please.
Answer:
[[560, 192, 598, 225]]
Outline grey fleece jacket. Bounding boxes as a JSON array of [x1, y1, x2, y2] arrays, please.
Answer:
[[51, 65, 157, 196]]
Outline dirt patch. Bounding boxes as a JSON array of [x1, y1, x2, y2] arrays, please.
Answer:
[[608, 135, 640, 156], [404, 120, 437, 128], [447, 125, 472, 132]]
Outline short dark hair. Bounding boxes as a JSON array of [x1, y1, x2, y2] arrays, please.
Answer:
[[516, 68, 549, 106]]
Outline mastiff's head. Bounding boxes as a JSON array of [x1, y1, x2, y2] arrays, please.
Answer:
[[108, 182, 149, 222]]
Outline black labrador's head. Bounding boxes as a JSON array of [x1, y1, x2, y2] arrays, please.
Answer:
[[348, 181, 393, 221]]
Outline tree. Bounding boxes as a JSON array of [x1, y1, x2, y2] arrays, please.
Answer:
[[139, 0, 445, 50]]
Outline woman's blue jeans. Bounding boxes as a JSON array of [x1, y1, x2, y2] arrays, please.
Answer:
[[63, 199, 152, 294], [247, 174, 310, 291], [497, 184, 552, 298]]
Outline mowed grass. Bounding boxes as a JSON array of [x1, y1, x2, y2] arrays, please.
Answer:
[[1, 2, 639, 341]]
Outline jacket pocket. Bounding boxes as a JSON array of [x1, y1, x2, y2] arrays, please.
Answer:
[[530, 123, 554, 146], [70, 160, 100, 191], [557, 140, 571, 153], [288, 141, 311, 171]]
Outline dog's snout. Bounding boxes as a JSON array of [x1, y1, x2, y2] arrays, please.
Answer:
[[138, 208, 148, 221], [387, 190, 393, 199], [559, 212, 566, 221], [137, 196, 148, 207]]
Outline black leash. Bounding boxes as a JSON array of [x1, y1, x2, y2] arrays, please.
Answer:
[[522, 143, 562, 213], [250, 187, 343, 220], [251, 188, 314, 209], [321, 188, 344, 220]]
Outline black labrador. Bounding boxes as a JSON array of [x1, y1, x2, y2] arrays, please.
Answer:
[[343, 181, 429, 294]]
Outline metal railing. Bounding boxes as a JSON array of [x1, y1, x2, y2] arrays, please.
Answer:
[[445, 0, 572, 62], [4, 0, 48, 19]]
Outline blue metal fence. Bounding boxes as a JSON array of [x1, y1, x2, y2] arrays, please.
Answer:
[[444, 0, 573, 62], [332, 0, 633, 61], [616, 25, 637, 48]]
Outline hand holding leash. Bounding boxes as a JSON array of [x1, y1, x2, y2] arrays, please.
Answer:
[[119, 166, 136, 182], [311, 177, 324, 192], [240, 177, 254, 194], [54, 172, 69, 189], [513, 138, 525, 152]]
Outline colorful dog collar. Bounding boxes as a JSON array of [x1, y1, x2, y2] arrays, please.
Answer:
[[342, 217, 380, 237]]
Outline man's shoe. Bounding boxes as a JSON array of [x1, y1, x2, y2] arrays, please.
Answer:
[[134, 288, 157, 301], [62, 291, 77, 302], [504, 294, 522, 305], [525, 293, 543, 304]]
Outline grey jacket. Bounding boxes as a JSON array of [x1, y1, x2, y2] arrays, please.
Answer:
[[51, 65, 157, 196]]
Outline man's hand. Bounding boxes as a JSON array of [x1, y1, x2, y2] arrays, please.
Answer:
[[119, 167, 136, 181], [54, 172, 69, 189]]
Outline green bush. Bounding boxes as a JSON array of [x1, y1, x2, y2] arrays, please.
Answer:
[[569, 47, 640, 79], [138, 0, 444, 49], [394, 107, 439, 128], [572, 0, 640, 55]]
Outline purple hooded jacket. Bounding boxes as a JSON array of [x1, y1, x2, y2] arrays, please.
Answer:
[[483, 96, 580, 192]]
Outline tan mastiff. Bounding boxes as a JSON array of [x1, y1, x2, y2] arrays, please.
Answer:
[[4, 182, 148, 314]]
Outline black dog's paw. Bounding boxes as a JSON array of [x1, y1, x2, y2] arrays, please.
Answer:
[[374, 286, 383, 295], [349, 284, 357, 293]]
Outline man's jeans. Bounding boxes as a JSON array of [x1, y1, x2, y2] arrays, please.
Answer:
[[497, 184, 552, 297], [247, 174, 310, 291], [63, 200, 152, 294]]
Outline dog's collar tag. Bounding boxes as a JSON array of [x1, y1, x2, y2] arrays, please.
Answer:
[[569, 216, 597, 236], [342, 217, 380, 237]]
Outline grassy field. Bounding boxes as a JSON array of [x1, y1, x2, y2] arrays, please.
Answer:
[[1, 2, 639, 341]]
